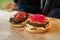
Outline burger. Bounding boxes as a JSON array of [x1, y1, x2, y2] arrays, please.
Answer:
[[9, 12, 28, 28], [25, 14, 51, 33]]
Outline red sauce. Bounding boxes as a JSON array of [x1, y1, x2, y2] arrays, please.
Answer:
[[29, 14, 47, 23], [14, 12, 27, 21]]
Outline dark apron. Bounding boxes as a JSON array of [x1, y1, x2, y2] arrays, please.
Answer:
[[18, 0, 52, 14]]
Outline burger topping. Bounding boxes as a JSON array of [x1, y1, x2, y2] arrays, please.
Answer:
[[31, 28, 37, 30], [10, 12, 27, 24], [26, 24, 45, 30], [29, 14, 47, 23], [14, 12, 27, 22]]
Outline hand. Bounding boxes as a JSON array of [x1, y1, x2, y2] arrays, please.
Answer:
[[12, 3, 18, 11]]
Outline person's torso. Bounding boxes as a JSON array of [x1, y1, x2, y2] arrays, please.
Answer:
[[18, 0, 41, 13]]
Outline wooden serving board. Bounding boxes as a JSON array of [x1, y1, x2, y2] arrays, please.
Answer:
[[0, 10, 60, 40]]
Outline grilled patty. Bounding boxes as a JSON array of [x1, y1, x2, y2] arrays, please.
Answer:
[[26, 20, 49, 28]]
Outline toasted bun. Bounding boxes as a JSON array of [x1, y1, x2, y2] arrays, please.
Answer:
[[10, 22, 26, 28], [25, 22, 51, 33]]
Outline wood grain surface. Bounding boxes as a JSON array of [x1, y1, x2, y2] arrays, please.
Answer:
[[0, 10, 60, 40]]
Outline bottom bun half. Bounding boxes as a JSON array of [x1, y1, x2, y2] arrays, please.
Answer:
[[10, 23, 26, 28], [25, 23, 51, 33]]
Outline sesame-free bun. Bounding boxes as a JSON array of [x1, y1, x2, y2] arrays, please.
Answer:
[[25, 22, 51, 33], [10, 22, 26, 28]]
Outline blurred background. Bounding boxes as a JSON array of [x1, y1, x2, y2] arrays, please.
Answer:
[[0, 0, 13, 11]]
